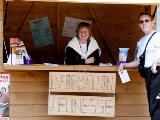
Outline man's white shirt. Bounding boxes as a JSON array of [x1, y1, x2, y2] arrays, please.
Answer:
[[137, 31, 160, 67]]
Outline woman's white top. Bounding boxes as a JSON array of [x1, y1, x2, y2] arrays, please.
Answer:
[[66, 36, 101, 59], [80, 43, 87, 54]]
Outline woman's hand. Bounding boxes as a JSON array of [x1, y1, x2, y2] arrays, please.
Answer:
[[85, 57, 94, 64]]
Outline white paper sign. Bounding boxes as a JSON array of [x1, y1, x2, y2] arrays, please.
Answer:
[[48, 95, 115, 117], [49, 72, 116, 93], [118, 69, 130, 83]]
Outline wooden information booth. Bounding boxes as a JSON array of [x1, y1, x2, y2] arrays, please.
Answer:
[[4, 65, 149, 120]]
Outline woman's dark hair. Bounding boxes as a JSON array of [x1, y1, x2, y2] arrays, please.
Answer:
[[76, 22, 92, 37], [138, 12, 154, 21]]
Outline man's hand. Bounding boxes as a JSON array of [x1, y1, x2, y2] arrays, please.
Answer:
[[118, 63, 124, 73], [151, 61, 158, 74]]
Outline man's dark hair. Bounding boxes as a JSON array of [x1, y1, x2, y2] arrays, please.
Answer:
[[138, 12, 154, 21]]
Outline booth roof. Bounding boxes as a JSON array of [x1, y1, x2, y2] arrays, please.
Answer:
[[9, 0, 160, 5]]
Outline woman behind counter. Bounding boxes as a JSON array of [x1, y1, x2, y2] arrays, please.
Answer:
[[64, 22, 101, 65]]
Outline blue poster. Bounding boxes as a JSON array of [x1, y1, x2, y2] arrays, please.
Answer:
[[29, 17, 53, 47]]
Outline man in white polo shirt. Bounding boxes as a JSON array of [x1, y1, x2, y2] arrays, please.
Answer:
[[118, 12, 160, 120]]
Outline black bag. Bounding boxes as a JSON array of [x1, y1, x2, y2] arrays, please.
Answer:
[[137, 32, 156, 78], [138, 53, 146, 78]]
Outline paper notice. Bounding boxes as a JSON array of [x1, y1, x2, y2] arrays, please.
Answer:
[[118, 69, 130, 83]]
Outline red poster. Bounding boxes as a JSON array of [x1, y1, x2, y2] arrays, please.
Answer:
[[0, 74, 10, 120]]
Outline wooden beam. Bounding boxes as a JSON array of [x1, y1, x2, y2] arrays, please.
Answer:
[[88, 6, 116, 63], [0, 0, 4, 71], [16, 2, 35, 36], [0, 0, 3, 27], [157, 6, 160, 32], [151, 5, 157, 30], [56, 3, 61, 63], [15, 0, 160, 5]]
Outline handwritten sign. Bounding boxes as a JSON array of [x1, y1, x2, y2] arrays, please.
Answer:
[[48, 72, 116, 117], [49, 72, 116, 93], [48, 95, 115, 117]]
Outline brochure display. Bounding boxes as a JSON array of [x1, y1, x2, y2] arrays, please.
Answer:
[[6, 38, 30, 65]]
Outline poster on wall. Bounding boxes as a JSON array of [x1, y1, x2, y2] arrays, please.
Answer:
[[29, 17, 53, 47], [62, 17, 92, 37], [0, 74, 10, 120]]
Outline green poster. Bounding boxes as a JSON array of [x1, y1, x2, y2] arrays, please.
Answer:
[[29, 17, 53, 47]]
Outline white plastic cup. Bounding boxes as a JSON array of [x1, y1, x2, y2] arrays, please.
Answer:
[[119, 48, 129, 63]]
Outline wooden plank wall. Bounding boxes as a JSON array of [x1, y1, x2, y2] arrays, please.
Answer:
[[9, 71, 150, 120]]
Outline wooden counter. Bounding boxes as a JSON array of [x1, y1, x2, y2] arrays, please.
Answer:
[[4, 65, 150, 120], [4, 64, 137, 71]]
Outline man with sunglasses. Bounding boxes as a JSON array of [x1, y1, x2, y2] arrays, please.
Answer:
[[118, 12, 160, 120]]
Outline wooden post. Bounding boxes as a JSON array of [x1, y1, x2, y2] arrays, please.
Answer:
[[88, 6, 116, 63], [0, 0, 4, 71], [156, 6, 160, 32], [151, 5, 157, 30], [56, 3, 61, 63]]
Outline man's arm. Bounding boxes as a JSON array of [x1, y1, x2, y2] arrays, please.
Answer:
[[118, 58, 139, 72]]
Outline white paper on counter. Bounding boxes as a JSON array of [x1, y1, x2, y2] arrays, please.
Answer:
[[99, 63, 112, 67], [118, 69, 130, 83], [43, 63, 59, 66]]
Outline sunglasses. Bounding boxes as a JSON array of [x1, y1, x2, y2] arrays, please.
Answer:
[[138, 19, 150, 24]]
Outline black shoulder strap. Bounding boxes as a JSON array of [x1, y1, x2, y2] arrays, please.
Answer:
[[143, 32, 156, 55]]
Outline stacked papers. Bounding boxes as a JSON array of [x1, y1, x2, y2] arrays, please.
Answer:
[[99, 63, 112, 67], [43, 63, 59, 66]]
